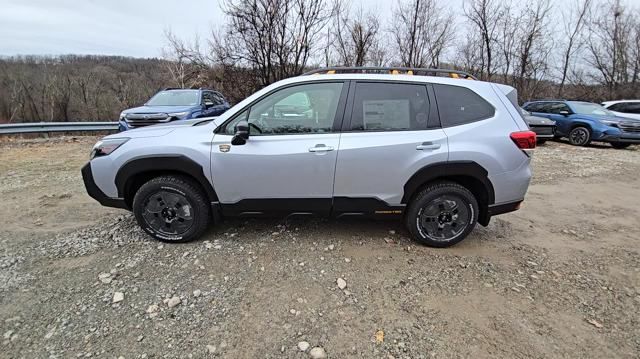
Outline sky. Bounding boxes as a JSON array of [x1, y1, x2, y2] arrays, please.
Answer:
[[0, 0, 635, 58], [0, 0, 462, 58]]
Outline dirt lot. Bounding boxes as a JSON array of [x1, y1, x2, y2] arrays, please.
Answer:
[[0, 137, 639, 359]]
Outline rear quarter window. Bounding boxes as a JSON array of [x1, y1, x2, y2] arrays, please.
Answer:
[[434, 84, 495, 127]]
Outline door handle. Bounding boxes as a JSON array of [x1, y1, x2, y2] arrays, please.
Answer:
[[308, 145, 334, 152], [416, 142, 441, 151]]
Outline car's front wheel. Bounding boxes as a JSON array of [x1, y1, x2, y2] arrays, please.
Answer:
[[405, 181, 478, 248], [132, 175, 211, 243], [611, 142, 631, 149], [568, 126, 591, 146]]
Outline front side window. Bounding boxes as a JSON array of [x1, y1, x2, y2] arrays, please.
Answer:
[[434, 84, 495, 127], [350, 82, 431, 131], [226, 82, 343, 135], [147, 90, 200, 106], [546, 102, 572, 114]]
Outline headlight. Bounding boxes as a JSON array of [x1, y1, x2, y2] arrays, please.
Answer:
[[168, 111, 189, 118], [600, 119, 619, 127], [90, 138, 129, 159]]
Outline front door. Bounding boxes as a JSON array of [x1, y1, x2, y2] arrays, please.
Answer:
[[211, 81, 347, 216]]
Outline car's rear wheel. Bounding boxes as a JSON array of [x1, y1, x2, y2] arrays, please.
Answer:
[[568, 126, 591, 146], [611, 142, 631, 149], [132, 175, 210, 243], [537, 139, 547, 145], [405, 182, 478, 248]]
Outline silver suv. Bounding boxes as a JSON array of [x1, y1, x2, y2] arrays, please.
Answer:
[[82, 67, 535, 247]]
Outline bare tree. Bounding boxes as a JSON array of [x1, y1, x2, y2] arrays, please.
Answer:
[[329, 0, 382, 67], [162, 29, 211, 88], [557, 0, 592, 97], [390, 0, 454, 68], [464, 0, 506, 80], [586, 0, 636, 98], [512, 0, 553, 99], [217, 0, 329, 86]]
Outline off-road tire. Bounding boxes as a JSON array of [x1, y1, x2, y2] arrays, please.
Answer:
[[405, 181, 478, 248], [611, 142, 631, 149], [133, 175, 211, 243], [568, 126, 591, 146]]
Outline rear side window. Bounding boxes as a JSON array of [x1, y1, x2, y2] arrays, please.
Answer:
[[349, 82, 431, 131], [434, 84, 494, 127]]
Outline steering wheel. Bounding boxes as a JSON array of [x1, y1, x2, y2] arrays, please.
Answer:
[[248, 122, 263, 134]]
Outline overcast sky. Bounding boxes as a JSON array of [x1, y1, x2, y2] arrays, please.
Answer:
[[0, 0, 635, 58]]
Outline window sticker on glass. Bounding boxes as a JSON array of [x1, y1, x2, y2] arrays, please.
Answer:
[[362, 100, 410, 130]]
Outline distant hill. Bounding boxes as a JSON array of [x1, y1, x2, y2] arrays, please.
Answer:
[[0, 55, 172, 123]]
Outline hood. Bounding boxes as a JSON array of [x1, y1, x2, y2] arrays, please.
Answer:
[[122, 105, 196, 114], [105, 118, 217, 140], [524, 115, 555, 126]]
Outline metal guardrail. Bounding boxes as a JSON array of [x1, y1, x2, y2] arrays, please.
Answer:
[[0, 122, 119, 135]]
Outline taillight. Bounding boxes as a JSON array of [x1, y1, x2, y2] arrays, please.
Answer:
[[510, 131, 536, 156]]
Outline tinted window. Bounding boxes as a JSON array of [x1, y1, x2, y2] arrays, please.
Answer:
[[547, 102, 572, 114], [226, 82, 343, 135], [628, 103, 640, 114], [434, 84, 494, 127], [610, 102, 640, 114], [524, 103, 544, 112], [203, 92, 220, 106], [350, 82, 430, 131], [608, 103, 626, 112], [147, 90, 200, 106]]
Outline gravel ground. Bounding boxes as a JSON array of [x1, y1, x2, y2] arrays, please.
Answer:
[[0, 137, 639, 358]]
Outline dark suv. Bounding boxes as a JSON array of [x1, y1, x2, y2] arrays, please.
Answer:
[[118, 88, 230, 131], [522, 100, 640, 148]]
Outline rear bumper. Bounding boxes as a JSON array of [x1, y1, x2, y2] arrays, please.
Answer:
[[530, 125, 555, 139], [488, 200, 522, 216], [81, 163, 128, 209]]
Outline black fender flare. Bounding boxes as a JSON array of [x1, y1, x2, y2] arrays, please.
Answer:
[[401, 161, 495, 205], [115, 155, 218, 203]]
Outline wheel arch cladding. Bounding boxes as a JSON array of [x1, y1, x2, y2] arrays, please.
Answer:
[[115, 155, 218, 207], [402, 161, 495, 225]]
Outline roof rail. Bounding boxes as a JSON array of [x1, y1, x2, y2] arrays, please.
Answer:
[[303, 67, 477, 80]]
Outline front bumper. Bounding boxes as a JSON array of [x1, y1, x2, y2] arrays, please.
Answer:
[[81, 163, 128, 209], [598, 135, 640, 143]]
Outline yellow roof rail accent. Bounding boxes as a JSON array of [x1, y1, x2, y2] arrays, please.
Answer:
[[302, 67, 477, 80]]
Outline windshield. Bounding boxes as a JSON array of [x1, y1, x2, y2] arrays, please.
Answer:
[[570, 102, 615, 116], [146, 90, 199, 106]]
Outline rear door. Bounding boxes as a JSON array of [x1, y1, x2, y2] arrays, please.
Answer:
[[333, 81, 448, 212]]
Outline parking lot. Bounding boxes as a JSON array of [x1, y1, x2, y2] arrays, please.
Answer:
[[0, 137, 639, 358]]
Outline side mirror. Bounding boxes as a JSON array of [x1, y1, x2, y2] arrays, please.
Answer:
[[204, 100, 214, 108], [559, 110, 570, 116], [231, 120, 249, 145]]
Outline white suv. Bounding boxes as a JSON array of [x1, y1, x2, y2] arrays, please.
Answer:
[[601, 100, 640, 120], [82, 67, 535, 247]]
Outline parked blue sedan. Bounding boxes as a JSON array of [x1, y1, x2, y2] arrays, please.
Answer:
[[522, 100, 640, 149], [118, 88, 230, 131]]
